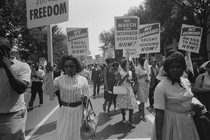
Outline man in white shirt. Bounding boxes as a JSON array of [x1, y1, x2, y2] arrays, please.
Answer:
[[0, 37, 31, 140], [28, 64, 45, 110]]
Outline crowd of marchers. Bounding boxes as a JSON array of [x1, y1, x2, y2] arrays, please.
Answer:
[[1, 36, 210, 140]]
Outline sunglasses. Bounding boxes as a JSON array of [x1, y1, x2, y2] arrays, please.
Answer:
[[64, 64, 76, 68]]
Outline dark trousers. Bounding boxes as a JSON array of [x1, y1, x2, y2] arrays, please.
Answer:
[[149, 88, 155, 107], [29, 81, 43, 107], [113, 94, 117, 108], [0, 109, 27, 140], [93, 81, 100, 96]]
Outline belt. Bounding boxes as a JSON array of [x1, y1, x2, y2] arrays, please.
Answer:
[[166, 108, 191, 114], [60, 101, 82, 107]]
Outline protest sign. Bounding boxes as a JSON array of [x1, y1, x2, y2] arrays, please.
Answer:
[[26, 0, 68, 28], [67, 28, 89, 56], [155, 53, 163, 63], [123, 49, 138, 58], [115, 49, 123, 62], [86, 56, 93, 64], [95, 55, 100, 63], [105, 48, 115, 58], [100, 56, 106, 64], [115, 16, 139, 50], [178, 24, 203, 53], [138, 23, 160, 54]]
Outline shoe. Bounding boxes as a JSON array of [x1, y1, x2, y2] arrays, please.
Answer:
[[150, 105, 154, 109], [39, 104, 43, 107], [27, 106, 33, 111], [113, 108, 117, 112], [140, 116, 147, 122], [103, 104, 106, 112], [127, 121, 135, 128], [122, 119, 127, 123], [107, 110, 111, 115]]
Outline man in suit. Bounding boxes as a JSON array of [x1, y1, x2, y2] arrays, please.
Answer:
[[149, 59, 159, 108], [91, 63, 102, 97]]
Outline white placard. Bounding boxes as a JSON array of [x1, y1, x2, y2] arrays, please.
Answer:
[[178, 24, 203, 53], [26, 0, 69, 28], [95, 55, 100, 63], [115, 16, 139, 50], [123, 49, 138, 58], [67, 28, 89, 56], [138, 23, 160, 54]]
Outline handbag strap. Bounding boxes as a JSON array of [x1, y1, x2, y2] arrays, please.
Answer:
[[85, 99, 94, 111]]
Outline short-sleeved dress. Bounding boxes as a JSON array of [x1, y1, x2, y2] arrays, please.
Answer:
[[135, 65, 150, 103], [116, 70, 138, 109], [151, 77, 200, 140], [53, 74, 90, 140]]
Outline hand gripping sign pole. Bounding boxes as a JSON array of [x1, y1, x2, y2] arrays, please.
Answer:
[[26, 0, 69, 100]]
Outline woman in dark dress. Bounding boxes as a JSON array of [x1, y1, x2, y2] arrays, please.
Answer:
[[103, 58, 115, 114]]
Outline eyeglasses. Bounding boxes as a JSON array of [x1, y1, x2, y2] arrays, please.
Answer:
[[64, 64, 76, 68]]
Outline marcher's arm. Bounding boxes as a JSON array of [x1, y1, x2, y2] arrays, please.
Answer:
[[155, 109, 164, 140], [1, 58, 30, 94], [194, 75, 210, 93], [138, 73, 147, 79], [103, 68, 109, 91], [118, 73, 129, 85]]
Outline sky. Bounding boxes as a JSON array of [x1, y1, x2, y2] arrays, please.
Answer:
[[58, 0, 144, 58]]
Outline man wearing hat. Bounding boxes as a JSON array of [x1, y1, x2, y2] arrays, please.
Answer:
[[0, 37, 31, 139]]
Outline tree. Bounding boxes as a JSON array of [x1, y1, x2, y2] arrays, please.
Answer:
[[0, 0, 67, 63], [144, 0, 210, 60], [98, 28, 115, 56]]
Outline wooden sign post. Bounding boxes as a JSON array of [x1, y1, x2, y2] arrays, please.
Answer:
[[47, 25, 54, 100]]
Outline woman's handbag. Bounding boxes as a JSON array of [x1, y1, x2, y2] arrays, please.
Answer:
[[81, 99, 98, 137], [192, 104, 210, 140]]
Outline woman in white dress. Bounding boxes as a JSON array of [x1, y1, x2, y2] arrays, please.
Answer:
[[135, 58, 150, 121], [46, 55, 90, 140], [116, 59, 138, 128], [151, 52, 200, 140]]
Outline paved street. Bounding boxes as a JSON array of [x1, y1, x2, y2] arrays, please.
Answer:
[[24, 85, 155, 140]]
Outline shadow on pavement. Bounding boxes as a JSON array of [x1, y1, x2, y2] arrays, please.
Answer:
[[97, 112, 112, 127], [132, 111, 142, 125], [94, 121, 135, 140], [25, 121, 57, 139]]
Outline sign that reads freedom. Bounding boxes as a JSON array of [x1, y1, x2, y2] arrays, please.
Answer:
[[115, 16, 139, 50], [138, 23, 160, 54], [178, 24, 203, 53], [26, 0, 69, 28], [67, 28, 89, 56]]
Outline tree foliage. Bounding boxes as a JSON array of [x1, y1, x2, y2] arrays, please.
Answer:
[[98, 28, 115, 55], [98, 0, 210, 60], [0, 0, 67, 63], [144, 0, 210, 60]]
